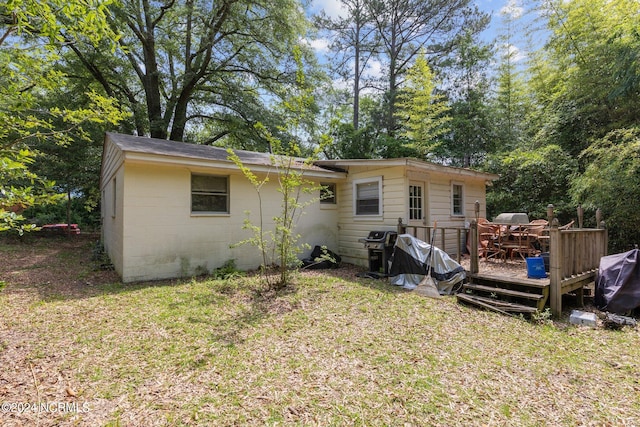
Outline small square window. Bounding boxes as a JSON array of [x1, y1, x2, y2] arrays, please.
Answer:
[[191, 174, 229, 213], [320, 183, 336, 204]]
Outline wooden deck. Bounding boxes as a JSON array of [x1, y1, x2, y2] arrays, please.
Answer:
[[465, 216, 606, 317], [459, 272, 550, 316], [397, 211, 608, 318]]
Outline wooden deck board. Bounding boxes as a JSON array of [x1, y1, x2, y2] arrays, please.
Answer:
[[463, 283, 546, 301], [467, 272, 550, 288], [457, 293, 539, 313]]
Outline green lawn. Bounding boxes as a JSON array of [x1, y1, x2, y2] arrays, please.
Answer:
[[1, 238, 639, 426]]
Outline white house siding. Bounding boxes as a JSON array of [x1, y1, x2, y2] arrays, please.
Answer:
[[100, 141, 125, 276], [425, 170, 487, 256], [116, 162, 338, 282], [337, 165, 489, 267], [336, 165, 406, 266]]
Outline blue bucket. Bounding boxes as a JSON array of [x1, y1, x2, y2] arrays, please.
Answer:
[[526, 257, 547, 279]]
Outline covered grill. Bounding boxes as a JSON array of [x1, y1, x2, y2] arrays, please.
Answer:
[[358, 230, 398, 277]]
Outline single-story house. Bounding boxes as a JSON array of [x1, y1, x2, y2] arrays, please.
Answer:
[[100, 132, 498, 282]]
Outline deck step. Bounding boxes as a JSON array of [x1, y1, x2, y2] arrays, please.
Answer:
[[462, 283, 545, 301], [457, 293, 539, 314], [457, 293, 539, 316], [466, 273, 549, 288]]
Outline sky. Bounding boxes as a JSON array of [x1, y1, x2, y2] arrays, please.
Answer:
[[307, 0, 536, 72]]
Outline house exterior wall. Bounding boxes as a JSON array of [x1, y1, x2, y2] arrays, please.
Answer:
[[100, 141, 125, 276], [110, 161, 338, 282], [336, 165, 488, 268], [336, 165, 406, 266]]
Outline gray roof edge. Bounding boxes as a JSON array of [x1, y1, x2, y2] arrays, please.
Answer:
[[105, 132, 338, 174], [314, 157, 499, 181]]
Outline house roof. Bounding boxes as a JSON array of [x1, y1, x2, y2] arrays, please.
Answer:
[[104, 132, 498, 182], [105, 132, 340, 177], [314, 158, 499, 181]]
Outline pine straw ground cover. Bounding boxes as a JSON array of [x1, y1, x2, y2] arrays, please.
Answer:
[[1, 236, 640, 426]]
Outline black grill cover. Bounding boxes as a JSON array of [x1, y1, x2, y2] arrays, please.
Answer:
[[595, 249, 640, 313]]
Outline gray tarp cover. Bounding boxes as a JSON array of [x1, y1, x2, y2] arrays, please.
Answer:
[[388, 234, 465, 294], [595, 249, 640, 314]]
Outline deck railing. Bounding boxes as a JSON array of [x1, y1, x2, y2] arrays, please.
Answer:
[[548, 219, 607, 317], [396, 218, 467, 264], [468, 207, 608, 317]]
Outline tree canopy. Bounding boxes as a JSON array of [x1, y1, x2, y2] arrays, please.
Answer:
[[0, 0, 125, 233], [3, 0, 640, 250]]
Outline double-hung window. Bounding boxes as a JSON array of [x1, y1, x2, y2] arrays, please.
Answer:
[[191, 174, 229, 214], [354, 177, 382, 216], [451, 182, 464, 216]]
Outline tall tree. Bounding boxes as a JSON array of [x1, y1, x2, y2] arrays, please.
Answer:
[[491, 2, 532, 152], [64, 0, 316, 145], [438, 29, 493, 166], [315, 0, 379, 130], [395, 52, 450, 157], [366, 0, 489, 137]]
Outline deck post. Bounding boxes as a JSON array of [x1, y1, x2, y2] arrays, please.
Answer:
[[456, 228, 462, 264], [397, 217, 406, 235], [470, 220, 479, 274], [577, 205, 584, 229], [549, 218, 562, 317]]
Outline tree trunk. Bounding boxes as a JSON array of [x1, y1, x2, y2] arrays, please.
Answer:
[[66, 189, 72, 238]]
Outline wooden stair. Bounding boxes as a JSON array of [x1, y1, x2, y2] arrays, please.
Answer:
[[457, 273, 550, 316]]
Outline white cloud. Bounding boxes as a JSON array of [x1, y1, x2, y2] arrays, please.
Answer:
[[362, 59, 383, 80], [310, 0, 347, 19], [500, 0, 523, 20], [499, 42, 527, 63], [302, 37, 331, 54]]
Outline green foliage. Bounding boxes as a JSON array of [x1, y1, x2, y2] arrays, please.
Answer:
[[571, 128, 640, 251], [227, 48, 328, 291], [532, 308, 553, 325], [485, 145, 577, 221], [437, 28, 493, 167], [57, 0, 317, 143], [0, 0, 125, 234], [532, 0, 640, 155], [395, 52, 450, 158], [23, 196, 101, 231], [211, 260, 245, 281]]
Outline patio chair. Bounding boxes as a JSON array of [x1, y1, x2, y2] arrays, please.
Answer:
[[511, 223, 546, 260], [478, 220, 505, 261]]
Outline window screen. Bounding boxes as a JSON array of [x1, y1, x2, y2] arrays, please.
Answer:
[[356, 181, 380, 215], [191, 174, 229, 213]]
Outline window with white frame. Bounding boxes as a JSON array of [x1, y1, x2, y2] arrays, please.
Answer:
[[451, 182, 464, 216], [354, 177, 382, 216], [409, 184, 423, 220], [191, 174, 229, 213]]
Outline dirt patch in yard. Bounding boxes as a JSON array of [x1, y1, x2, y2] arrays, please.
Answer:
[[0, 234, 120, 301]]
